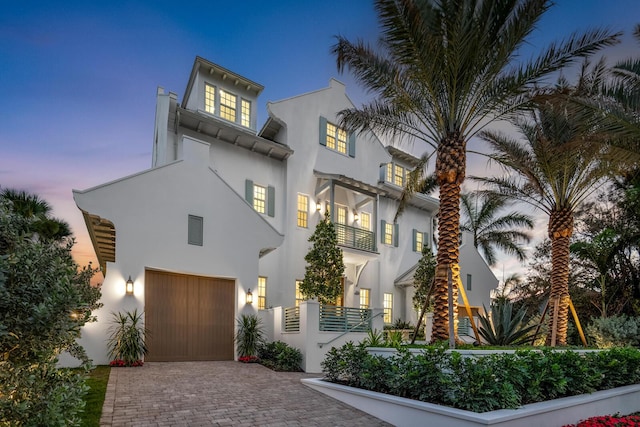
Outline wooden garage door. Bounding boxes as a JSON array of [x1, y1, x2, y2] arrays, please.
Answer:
[[145, 270, 234, 361]]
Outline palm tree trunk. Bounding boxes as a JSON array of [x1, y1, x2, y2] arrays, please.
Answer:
[[546, 209, 574, 346], [432, 133, 465, 342]]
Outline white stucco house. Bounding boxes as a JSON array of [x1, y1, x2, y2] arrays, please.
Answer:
[[71, 56, 498, 369]]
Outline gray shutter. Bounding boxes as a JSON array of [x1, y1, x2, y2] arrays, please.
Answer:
[[379, 165, 386, 183], [188, 215, 203, 246], [319, 116, 327, 146], [394, 223, 399, 247], [467, 274, 472, 291], [267, 186, 275, 217], [380, 220, 386, 244], [245, 179, 253, 205], [423, 232, 429, 248], [412, 229, 418, 252], [348, 133, 356, 157]]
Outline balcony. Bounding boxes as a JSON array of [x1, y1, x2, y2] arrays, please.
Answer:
[[334, 223, 376, 252]]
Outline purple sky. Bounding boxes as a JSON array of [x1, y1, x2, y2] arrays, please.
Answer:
[[2, 1, 639, 279]]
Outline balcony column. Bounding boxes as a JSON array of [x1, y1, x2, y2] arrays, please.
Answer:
[[329, 180, 335, 223]]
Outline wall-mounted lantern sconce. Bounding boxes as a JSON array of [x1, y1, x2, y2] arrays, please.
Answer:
[[353, 211, 359, 222], [246, 289, 253, 304], [316, 200, 321, 212], [126, 276, 134, 295]]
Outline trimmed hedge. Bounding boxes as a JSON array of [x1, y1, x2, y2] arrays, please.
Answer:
[[321, 343, 640, 413]]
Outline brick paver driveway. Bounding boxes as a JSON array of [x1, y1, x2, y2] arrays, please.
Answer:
[[100, 361, 391, 426]]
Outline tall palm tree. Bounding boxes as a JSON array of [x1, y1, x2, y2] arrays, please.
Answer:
[[460, 192, 533, 266], [476, 64, 622, 345], [332, 0, 619, 341]]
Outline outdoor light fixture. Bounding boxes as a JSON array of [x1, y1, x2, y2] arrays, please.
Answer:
[[353, 211, 359, 221], [316, 200, 321, 211], [246, 289, 253, 304], [125, 276, 134, 295]]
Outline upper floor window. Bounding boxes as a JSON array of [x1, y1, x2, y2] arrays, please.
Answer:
[[188, 215, 203, 246], [258, 276, 267, 309], [381, 162, 408, 187], [205, 84, 215, 114], [241, 99, 251, 128], [381, 220, 399, 247], [253, 184, 266, 214], [319, 117, 355, 157], [466, 274, 472, 291], [203, 83, 253, 129], [245, 179, 275, 217], [297, 194, 309, 228], [336, 205, 347, 225], [413, 229, 429, 252], [360, 212, 371, 231], [219, 89, 237, 122]]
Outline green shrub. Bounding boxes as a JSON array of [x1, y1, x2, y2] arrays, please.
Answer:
[[361, 329, 385, 347], [235, 314, 265, 358], [321, 344, 640, 413], [0, 197, 102, 425], [258, 341, 302, 371], [107, 310, 148, 366], [586, 315, 640, 348]]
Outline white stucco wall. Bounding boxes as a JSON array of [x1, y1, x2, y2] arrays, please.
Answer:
[[69, 136, 283, 365]]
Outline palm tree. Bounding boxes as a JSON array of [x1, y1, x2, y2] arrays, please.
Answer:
[[332, 0, 619, 341], [476, 64, 624, 345], [460, 192, 533, 266], [0, 188, 71, 242]]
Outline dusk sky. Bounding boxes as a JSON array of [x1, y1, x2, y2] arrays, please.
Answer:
[[2, 1, 639, 282]]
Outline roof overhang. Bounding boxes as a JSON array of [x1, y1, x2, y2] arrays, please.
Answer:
[[80, 210, 115, 274], [178, 107, 293, 161], [386, 146, 422, 168]]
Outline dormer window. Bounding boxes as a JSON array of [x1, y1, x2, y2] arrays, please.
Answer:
[[219, 89, 237, 122], [203, 83, 252, 129]]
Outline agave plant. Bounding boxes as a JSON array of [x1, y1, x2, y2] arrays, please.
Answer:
[[235, 314, 265, 358], [477, 300, 537, 346], [107, 309, 148, 365]]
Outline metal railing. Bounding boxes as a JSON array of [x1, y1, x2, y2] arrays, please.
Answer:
[[334, 223, 376, 252], [284, 306, 300, 332], [319, 305, 372, 332]]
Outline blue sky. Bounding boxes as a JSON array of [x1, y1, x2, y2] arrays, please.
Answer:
[[1, 1, 639, 275]]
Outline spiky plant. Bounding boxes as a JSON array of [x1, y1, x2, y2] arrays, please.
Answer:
[[477, 300, 537, 345]]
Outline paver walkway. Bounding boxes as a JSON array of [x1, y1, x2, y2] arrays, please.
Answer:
[[100, 361, 391, 426]]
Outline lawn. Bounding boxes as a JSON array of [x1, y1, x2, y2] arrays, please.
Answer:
[[80, 365, 110, 426]]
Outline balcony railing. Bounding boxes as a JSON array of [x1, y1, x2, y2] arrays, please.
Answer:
[[334, 223, 376, 252]]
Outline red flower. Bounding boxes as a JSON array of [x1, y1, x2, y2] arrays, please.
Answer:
[[238, 356, 259, 363], [563, 414, 640, 426]]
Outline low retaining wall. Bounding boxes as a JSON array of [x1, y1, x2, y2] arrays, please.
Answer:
[[302, 378, 640, 427]]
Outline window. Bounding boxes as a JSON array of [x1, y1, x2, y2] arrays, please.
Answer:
[[297, 194, 309, 228], [241, 98, 251, 127], [394, 164, 405, 187], [466, 274, 472, 291], [245, 180, 275, 217], [413, 229, 429, 252], [253, 184, 266, 214], [359, 288, 370, 309], [205, 84, 215, 114], [383, 293, 393, 323], [360, 212, 371, 231], [295, 280, 304, 307], [384, 223, 393, 245], [257, 276, 267, 309], [187, 215, 203, 246], [386, 163, 393, 183], [319, 117, 355, 157], [326, 122, 337, 150], [381, 220, 398, 247], [219, 89, 236, 122], [336, 205, 347, 225]]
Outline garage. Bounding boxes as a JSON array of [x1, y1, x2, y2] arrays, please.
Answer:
[[145, 269, 235, 361]]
